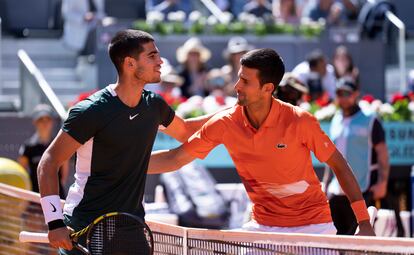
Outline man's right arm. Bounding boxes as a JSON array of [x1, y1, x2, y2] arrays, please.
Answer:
[[38, 130, 80, 195], [148, 145, 196, 174], [38, 130, 82, 250], [161, 107, 230, 143], [151, 111, 225, 174]]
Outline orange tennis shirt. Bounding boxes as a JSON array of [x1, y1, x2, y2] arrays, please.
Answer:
[[183, 98, 337, 227]]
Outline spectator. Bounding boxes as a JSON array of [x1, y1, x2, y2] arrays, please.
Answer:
[[176, 37, 211, 98], [62, 0, 105, 61], [333, 45, 359, 85], [222, 36, 254, 96], [18, 104, 69, 198], [243, 0, 273, 17], [275, 72, 309, 106], [324, 78, 389, 235], [303, 0, 363, 25], [273, 0, 301, 24], [292, 49, 336, 101]]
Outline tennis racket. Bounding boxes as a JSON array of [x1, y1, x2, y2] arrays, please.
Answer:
[[19, 212, 154, 255]]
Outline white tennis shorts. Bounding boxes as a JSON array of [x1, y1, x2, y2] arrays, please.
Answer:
[[242, 220, 337, 235]]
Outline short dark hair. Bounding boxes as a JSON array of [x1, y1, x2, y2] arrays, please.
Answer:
[[108, 29, 154, 73], [240, 48, 285, 93], [306, 49, 325, 69]]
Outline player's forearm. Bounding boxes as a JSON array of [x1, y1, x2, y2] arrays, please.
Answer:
[[182, 106, 229, 140], [182, 114, 215, 140], [321, 165, 331, 193], [327, 150, 364, 202], [60, 161, 70, 186], [148, 149, 185, 174], [37, 152, 62, 197], [334, 165, 364, 202]]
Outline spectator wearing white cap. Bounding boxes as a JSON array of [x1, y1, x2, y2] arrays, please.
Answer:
[[176, 37, 211, 98], [221, 36, 254, 96]]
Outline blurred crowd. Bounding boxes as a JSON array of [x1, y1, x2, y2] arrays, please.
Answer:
[[146, 0, 366, 25]]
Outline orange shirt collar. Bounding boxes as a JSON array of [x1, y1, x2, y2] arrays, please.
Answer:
[[240, 97, 280, 129]]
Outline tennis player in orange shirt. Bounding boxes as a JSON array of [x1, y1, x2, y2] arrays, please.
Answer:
[[148, 48, 375, 236]]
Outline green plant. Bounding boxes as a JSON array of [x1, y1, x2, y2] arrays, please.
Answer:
[[154, 22, 171, 35], [273, 23, 295, 34], [131, 15, 325, 37], [212, 23, 229, 34], [132, 20, 152, 33], [253, 22, 267, 36], [171, 22, 187, 34], [228, 22, 247, 34], [189, 19, 206, 34], [298, 23, 324, 38], [380, 99, 412, 122]]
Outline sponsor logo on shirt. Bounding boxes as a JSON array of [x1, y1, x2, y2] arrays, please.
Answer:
[[276, 143, 287, 149], [129, 113, 139, 120]]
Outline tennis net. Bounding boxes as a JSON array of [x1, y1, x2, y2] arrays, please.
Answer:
[[1, 183, 414, 255]]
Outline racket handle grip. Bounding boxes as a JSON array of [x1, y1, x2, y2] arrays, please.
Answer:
[[19, 231, 49, 243], [367, 206, 377, 226]]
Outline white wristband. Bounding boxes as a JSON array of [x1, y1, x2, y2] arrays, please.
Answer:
[[40, 195, 64, 224]]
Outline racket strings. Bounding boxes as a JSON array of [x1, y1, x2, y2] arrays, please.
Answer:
[[88, 215, 152, 255]]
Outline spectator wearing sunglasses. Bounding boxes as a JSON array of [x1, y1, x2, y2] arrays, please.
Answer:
[[323, 77, 389, 235]]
